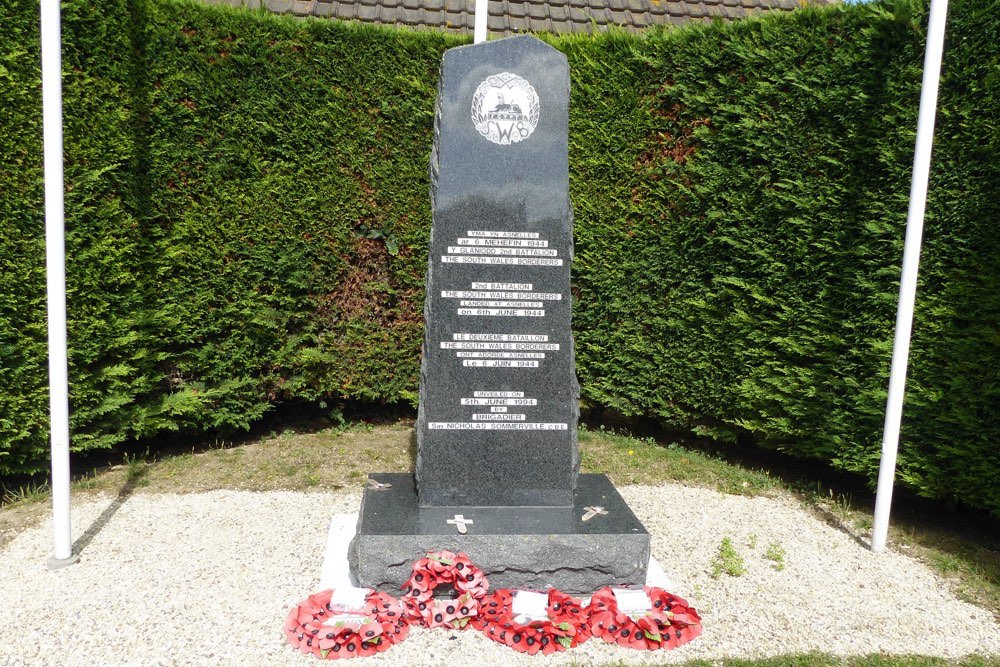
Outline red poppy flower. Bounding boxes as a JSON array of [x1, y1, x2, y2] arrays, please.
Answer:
[[284, 627, 302, 650], [637, 614, 660, 635], [456, 567, 486, 593], [297, 604, 321, 625], [318, 625, 347, 651], [338, 637, 360, 659], [511, 629, 531, 653], [308, 590, 333, 609], [407, 569, 437, 594], [354, 637, 377, 658], [390, 619, 410, 643], [426, 550, 456, 575], [366, 591, 403, 618]]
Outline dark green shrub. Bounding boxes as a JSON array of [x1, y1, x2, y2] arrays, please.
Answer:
[[1, 0, 997, 515]]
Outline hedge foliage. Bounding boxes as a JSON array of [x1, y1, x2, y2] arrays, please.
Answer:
[[1, 0, 997, 514], [567, 0, 1000, 511]]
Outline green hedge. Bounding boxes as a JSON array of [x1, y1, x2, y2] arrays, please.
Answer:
[[568, 0, 1000, 510], [1, 0, 997, 514]]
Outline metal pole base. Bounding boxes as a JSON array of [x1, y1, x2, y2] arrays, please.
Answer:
[[46, 553, 79, 570]]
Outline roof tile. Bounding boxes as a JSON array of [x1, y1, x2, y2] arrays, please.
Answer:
[[647, 0, 669, 16], [528, 16, 550, 30], [666, 1, 687, 16], [527, 2, 547, 18], [398, 6, 421, 22], [444, 9, 468, 27], [356, 3, 378, 19], [590, 6, 612, 21], [608, 8, 630, 24], [632, 10, 653, 26], [334, 1, 356, 18], [548, 3, 568, 21], [208, 0, 809, 33], [314, 1, 335, 15]]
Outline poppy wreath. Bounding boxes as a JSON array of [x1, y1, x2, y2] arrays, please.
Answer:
[[472, 588, 592, 655], [401, 550, 489, 629], [587, 586, 702, 651], [285, 589, 409, 660], [364, 591, 411, 645]]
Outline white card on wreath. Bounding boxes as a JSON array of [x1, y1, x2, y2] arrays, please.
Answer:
[[512, 590, 550, 621], [612, 588, 651, 616], [329, 586, 370, 612], [321, 613, 368, 628]]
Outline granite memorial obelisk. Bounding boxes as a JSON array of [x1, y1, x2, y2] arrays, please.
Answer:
[[349, 35, 650, 593]]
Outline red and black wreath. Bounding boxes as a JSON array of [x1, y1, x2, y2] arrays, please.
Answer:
[[472, 588, 592, 655], [284, 589, 410, 660], [401, 550, 489, 629], [587, 586, 703, 651], [286, 555, 705, 659]]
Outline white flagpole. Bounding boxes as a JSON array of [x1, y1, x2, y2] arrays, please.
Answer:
[[871, 0, 949, 554], [41, 0, 77, 569], [474, 0, 488, 44]]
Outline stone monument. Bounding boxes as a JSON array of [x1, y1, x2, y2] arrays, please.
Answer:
[[349, 35, 650, 593]]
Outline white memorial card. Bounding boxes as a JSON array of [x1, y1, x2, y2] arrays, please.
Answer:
[[512, 590, 550, 622], [321, 613, 368, 628], [329, 586, 371, 612], [612, 588, 651, 618]]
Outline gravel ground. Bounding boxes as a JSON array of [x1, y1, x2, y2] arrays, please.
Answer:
[[1, 485, 997, 666]]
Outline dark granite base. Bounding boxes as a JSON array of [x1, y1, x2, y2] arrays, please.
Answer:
[[348, 473, 650, 594]]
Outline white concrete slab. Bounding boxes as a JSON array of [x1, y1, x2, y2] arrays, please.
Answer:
[[318, 513, 362, 591]]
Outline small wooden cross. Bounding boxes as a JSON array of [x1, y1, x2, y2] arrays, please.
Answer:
[[582, 506, 608, 522], [447, 514, 474, 534], [366, 479, 392, 491]]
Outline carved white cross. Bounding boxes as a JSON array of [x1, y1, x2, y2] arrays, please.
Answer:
[[367, 479, 392, 491], [582, 506, 608, 522], [447, 514, 474, 534]]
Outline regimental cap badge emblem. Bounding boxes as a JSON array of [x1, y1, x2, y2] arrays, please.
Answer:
[[471, 72, 540, 146]]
